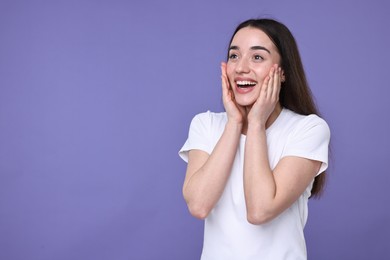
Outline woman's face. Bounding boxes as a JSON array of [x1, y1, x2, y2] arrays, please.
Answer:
[[227, 27, 281, 106]]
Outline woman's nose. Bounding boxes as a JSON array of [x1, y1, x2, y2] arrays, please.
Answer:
[[235, 58, 250, 74]]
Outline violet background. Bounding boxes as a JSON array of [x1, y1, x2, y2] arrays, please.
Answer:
[[1, 0, 389, 259]]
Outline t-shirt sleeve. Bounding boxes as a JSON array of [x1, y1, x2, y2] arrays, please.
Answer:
[[178, 111, 213, 163], [283, 115, 331, 175]]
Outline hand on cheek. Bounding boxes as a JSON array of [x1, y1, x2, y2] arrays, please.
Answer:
[[248, 64, 281, 126], [221, 62, 245, 124]]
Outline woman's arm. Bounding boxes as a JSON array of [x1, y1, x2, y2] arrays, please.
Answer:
[[183, 63, 244, 219], [244, 124, 321, 225], [243, 65, 321, 224], [183, 121, 242, 219]]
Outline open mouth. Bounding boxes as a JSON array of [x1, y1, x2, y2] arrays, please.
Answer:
[[236, 80, 257, 88]]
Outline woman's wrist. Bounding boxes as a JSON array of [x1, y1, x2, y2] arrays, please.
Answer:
[[247, 121, 266, 133], [226, 119, 244, 133]]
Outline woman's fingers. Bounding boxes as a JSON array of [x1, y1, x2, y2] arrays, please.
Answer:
[[267, 64, 281, 102], [272, 67, 281, 101], [221, 63, 230, 99], [254, 64, 281, 108], [266, 66, 275, 99], [221, 63, 235, 106], [220, 62, 244, 123]]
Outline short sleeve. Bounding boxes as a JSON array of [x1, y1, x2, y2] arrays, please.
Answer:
[[283, 115, 331, 175], [179, 111, 213, 163]]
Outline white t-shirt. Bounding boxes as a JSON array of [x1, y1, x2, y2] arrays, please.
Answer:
[[179, 108, 330, 260]]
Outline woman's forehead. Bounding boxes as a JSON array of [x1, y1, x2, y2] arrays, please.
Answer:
[[231, 27, 275, 49]]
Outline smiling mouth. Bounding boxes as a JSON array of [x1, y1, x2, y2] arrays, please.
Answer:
[[236, 80, 257, 88]]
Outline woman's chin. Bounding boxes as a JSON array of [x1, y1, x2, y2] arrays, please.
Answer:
[[235, 98, 256, 107]]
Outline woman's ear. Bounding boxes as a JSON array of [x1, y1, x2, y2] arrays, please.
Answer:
[[281, 70, 286, 83]]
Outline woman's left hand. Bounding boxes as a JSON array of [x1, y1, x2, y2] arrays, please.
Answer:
[[247, 64, 282, 126]]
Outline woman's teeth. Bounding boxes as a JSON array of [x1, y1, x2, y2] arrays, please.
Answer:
[[236, 80, 256, 88]]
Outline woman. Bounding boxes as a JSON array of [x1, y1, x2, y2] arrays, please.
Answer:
[[179, 18, 330, 260]]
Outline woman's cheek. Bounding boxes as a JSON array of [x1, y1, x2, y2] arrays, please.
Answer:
[[226, 66, 234, 80]]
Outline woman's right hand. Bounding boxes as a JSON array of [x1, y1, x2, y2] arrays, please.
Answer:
[[221, 62, 245, 125]]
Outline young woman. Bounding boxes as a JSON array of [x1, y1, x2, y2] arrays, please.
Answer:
[[179, 18, 330, 260]]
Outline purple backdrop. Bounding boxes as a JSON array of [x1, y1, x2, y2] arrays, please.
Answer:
[[1, 0, 389, 259]]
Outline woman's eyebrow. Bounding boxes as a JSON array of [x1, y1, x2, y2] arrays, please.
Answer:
[[250, 46, 271, 54], [229, 46, 239, 51], [229, 45, 271, 54]]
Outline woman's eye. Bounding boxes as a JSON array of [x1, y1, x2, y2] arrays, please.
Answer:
[[229, 53, 238, 60], [254, 55, 263, 61]]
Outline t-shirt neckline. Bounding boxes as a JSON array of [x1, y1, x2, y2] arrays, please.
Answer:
[[240, 108, 286, 138]]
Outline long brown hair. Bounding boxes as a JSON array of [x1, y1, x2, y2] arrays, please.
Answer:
[[227, 19, 326, 198]]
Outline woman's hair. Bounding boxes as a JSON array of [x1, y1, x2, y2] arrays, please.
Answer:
[[227, 18, 326, 198]]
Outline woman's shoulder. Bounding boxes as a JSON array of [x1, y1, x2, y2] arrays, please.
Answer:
[[283, 109, 327, 125], [282, 109, 330, 136], [190, 110, 227, 133], [192, 110, 227, 124]]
